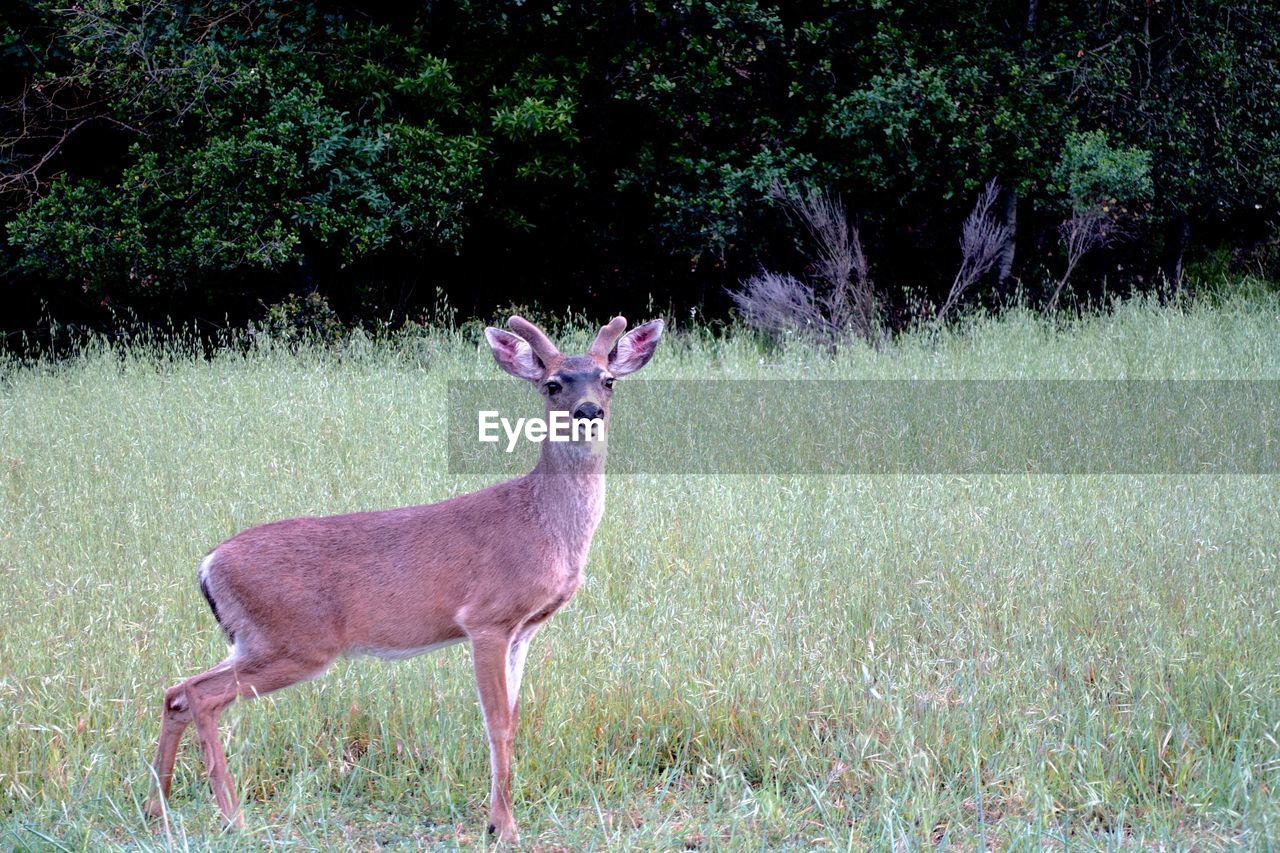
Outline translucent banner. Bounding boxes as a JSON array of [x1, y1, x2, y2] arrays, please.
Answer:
[[447, 380, 1279, 475]]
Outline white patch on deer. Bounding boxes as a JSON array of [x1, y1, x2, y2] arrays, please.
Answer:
[[470, 678, 501, 808], [506, 637, 532, 713], [198, 551, 217, 584], [350, 637, 465, 661]]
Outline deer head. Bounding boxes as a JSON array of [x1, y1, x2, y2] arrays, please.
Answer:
[[484, 315, 664, 447]]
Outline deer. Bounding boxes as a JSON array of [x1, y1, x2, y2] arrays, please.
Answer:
[[143, 314, 663, 844]]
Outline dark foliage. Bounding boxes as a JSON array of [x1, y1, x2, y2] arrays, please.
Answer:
[[1, 0, 1277, 342]]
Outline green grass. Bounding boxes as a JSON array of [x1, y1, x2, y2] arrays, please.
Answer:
[[2, 295, 1278, 849]]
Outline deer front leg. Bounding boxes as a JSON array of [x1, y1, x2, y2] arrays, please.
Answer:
[[506, 623, 541, 730], [471, 633, 520, 844]]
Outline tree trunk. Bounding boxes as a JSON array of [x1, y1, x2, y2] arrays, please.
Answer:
[[1169, 214, 1191, 294], [997, 187, 1018, 286]]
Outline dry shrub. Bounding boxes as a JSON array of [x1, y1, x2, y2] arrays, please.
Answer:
[[936, 180, 1012, 323], [731, 184, 882, 347], [1048, 205, 1121, 312]]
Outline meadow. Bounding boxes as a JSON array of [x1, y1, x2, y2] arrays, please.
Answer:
[[1, 294, 1278, 850]]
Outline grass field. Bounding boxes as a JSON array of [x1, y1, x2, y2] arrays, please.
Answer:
[[2, 295, 1279, 849]]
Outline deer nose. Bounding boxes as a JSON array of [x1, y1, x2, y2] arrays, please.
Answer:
[[573, 403, 604, 421]]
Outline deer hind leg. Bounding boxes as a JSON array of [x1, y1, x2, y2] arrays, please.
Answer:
[[149, 651, 332, 828], [144, 680, 199, 818], [471, 632, 520, 844], [143, 656, 239, 819]]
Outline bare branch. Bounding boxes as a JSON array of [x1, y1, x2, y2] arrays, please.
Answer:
[[1047, 205, 1120, 312], [1, 0, 244, 203], [936, 180, 1012, 323]]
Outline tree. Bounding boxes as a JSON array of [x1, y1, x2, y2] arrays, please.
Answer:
[[1046, 131, 1153, 311]]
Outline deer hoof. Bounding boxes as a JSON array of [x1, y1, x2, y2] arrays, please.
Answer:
[[487, 821, 519, 844]]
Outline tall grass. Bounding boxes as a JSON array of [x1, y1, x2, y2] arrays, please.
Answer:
[[1, 294, 1278, 849]]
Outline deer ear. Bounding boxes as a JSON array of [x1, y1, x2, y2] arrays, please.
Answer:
[[608, 319, 664, 377], [485, 328, 545, 381]]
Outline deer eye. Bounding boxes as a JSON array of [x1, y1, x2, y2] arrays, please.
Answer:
[[603, 377, 615, 389], [544, 381, 562, 395]]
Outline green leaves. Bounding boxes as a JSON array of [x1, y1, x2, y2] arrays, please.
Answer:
[[492, 95, 578, 143], [382, 123, 485, 248], [5, 14, 485, 297], [1053, 131, 1154, 212], [7, 179, 138, 289], [394, 54, 462, 103]]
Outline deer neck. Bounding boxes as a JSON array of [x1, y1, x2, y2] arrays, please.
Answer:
[[528, 441, 607, 556]]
